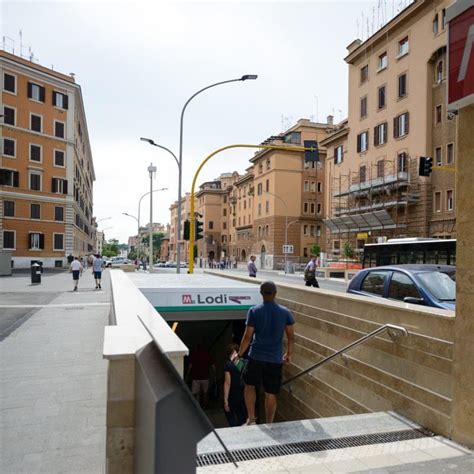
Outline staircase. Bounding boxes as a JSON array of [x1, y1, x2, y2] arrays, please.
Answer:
[[197, 412, 472, 473]]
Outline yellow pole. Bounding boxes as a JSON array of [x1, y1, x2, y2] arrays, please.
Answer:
[[188, 143, 315, 273]]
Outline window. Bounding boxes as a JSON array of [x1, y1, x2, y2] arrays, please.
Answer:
[[334, 145, 343, 164], [398, 37, 409, 57], [30, 172, 41, 191], [284, 132, 301, 144], [397, 152, 407, 172], [360, 64, 369, 83], [257, 183, 262, 195], [378, 85, 386, 109], [55, 206, 64, 221], [208, 221, 214, 230], [4, 201, 15, 217], [447, 190, 454, 211], [4, 106, 15, 125], [304, 225, 309, 236], [4, 73, 16, 93], [28, 82, 45, 102], [258, 203, 261, 216], [54, 150, 65, 167], [303, 247, 308, 258], [3, 231, 15, 249], [244, 200, 247, 210], [317, 182, 322, 192], [223, 195, 227, 204], [310, 225, 315, 237], [435, 147, 442, 166], [398, 73, 407, 98], [447, 143, 454, 164], [434, 192, 441, 212], [360, 96, 368, 118], [388, 272, 420, 301], [223, 208, 227, 216], [30, 144, 42, 162], [378, 51, 388, 70], [258, 226, 262, 238], [310, 202, 315, 214], [316, 225, 321, 237], [317, 203, 322, 214], [360, 165, 367, 183], [394, 112, 409, 138], [266, 158, 271, 170], [433, 14, 439, 35], [435, 105, 442, 124], [31, 114, 42, 132], [442, 8, 447, 29], [54, 121, 65, 139], [31, 203, 41, 219], [0, 169, 19, 187], [29, 233, 44, 250], [303, 202, 309, 213], [374, 122, 387, 146], [304, 181, 309, 192], [223, 222, 227, 230], [357, 131, 369, 152], [53, 91, 68, 110], [3, 138, 15, 157], [377, 160, 385, 178], [361, 270, 390, 296], [265, 201, 269, 213], [310, 181, 316, 192], [436, 61, 443, 83], [265, 179, 269, 192]]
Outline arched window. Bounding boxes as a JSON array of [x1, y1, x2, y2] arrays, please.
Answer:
[[265, 225, 269, 237], [258, 225, 262, 238], [436, 60, 443, 83]]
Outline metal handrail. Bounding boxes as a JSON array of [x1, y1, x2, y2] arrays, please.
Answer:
[[282, 324, 408, 387]]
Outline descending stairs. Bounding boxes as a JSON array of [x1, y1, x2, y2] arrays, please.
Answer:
[[197, 412, 472, 473]]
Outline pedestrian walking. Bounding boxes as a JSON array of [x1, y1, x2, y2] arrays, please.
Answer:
[[247, 255, 257, 278], [92, 254, 104, 289], [238, 281, 295, 425], [187, 343, 215, 408], [70, 256, 83, 291], [304, 256, 320, 288], [223, 343, 247, 427]]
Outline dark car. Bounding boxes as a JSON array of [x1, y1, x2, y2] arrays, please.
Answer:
[[347, 264, 455, 310]]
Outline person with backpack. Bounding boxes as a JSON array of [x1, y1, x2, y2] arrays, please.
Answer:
[[223, 343, 247, 427], [304, 256, 320, 288]]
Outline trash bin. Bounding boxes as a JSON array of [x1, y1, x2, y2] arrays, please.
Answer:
[[31, 263, 41, 285]]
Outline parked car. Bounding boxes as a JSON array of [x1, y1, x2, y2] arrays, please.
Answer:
[[164, 261, 177, 268], [347, 264, 455, 310], [106, 257, 130, 268]]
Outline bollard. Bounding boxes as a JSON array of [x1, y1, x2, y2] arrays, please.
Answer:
[[31, 263, 41, 285]]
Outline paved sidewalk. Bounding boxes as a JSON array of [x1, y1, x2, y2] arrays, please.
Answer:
[[0, 270, 110, 473]]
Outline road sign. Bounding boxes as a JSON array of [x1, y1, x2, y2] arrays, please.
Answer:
[[448, 3, 474, 109], [283, 244, 294, 254]]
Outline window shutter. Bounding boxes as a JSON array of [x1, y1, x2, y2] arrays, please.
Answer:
[[383, 123, 387, 143], [0, 170, 5, 186], [63, 94, 69, 110], [394, 117, 399, 138], [28, 233, 33, 249], [39, 234, 45, 250], [374, 126, 379, 146], [52, 92, 56, 106], [63, 179, 68, 195], [52, 178, 57, 193], [405, 113, 409, 134], [27, 82, 33, 98], [365, 132, 369, 150], [39, 86, 45, 102], [13, 171, 19, 187], [357, 134, 361, 153]]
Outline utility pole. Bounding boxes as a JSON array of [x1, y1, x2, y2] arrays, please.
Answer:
[[148, 163, 157, 271]]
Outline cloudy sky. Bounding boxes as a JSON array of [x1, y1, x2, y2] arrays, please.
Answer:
[[2, 0, 409, 243]]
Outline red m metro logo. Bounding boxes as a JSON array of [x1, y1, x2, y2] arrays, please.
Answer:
[[182, 294, 193, 304]]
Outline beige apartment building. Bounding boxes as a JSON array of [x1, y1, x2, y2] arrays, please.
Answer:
[[169, 193, 194, 263], [322, 0, 457, 258], [1, 50, 95, 268]]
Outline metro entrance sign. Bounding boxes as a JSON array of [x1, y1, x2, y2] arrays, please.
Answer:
[[448, 2, 474, 109]]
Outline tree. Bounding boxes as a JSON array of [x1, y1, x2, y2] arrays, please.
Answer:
[[343, 241, 354, 260], [102, 239, 119, 257], [141, 232, 165, 258], [310, 244, 321, 257]]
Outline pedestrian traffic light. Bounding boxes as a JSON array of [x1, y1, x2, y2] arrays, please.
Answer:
[[304, 140, 319, 162], [195, 219, 204, 241], [419, 156, 433, 177], [183, 219, 190, 240]]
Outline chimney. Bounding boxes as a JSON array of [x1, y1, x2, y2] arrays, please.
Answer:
[[327, 115, 334, 125]]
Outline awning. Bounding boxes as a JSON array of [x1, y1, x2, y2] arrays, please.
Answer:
[[324, 209, 403, 234]]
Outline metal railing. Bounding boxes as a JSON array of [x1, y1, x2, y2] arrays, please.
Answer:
[[282, 324, 408, 387]]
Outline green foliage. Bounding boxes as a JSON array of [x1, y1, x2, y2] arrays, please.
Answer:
[[141, 232, 165, 252], [343, 241, 354, 259], [128, 250, 137, 260], [102, 239, 119, 257], [310, 244, 321, 257]]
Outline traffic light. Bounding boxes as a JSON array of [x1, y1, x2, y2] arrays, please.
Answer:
[[195, 219, 204, 241], [419, 156, 433, 177], [183, 220, 190, 240], [303, 140, 319, 162]]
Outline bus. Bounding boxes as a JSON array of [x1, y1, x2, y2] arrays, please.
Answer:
[[362, 238, 456, 268]]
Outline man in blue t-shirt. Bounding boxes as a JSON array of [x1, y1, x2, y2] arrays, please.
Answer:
[[238, 281, 295, 424]]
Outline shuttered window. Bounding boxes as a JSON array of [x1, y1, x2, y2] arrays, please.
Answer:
[[52, 178, 68, 194], [357, 131, 369, 153], [53, 91, 68, 110], [3, 138, 15, 156], [27, 82, 45, 102], [4, 106, 15, 125], [0, 169, 19, 187], [4, 73, 16, 93], [398, 73, 407, 98], [394, 113, 409, 138], [29, 233, 44, 250], [378, 85, 386, 109], [374, 122, 388, 146], [31, 203, 41, 219]]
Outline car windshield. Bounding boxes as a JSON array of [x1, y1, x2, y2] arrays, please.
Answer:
[[417, 271, 456, 301]]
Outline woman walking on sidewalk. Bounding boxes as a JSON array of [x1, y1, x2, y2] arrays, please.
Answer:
[[70, 256, 83, 291]]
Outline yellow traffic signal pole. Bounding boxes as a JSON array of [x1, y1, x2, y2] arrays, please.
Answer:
[[188, 143, 317, 273]]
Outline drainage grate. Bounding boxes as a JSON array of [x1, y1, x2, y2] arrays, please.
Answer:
[[196, 428, 433, 467]]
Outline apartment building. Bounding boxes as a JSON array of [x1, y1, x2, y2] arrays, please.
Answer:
[[169, 193, 194, 263], [322, 0, 457, 258], [1, 50, 95, 268]]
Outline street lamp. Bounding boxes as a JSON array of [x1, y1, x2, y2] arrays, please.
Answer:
[[141, 74, 258, 273], [147, 163, 157, 270], [96, 217, 112, 224], [122, 212, 139, 257]]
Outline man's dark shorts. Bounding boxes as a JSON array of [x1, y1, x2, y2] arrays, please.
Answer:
[[242, 358, 283, 394], [94, 271, 102, 279], [72, 270, 80, 281]]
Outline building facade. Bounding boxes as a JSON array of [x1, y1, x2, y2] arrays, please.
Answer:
[[322, 0, 457, 259], [1, 50, 95, 268]]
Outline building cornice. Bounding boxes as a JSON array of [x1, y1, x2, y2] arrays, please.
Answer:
[[320, 126, 350, 147]]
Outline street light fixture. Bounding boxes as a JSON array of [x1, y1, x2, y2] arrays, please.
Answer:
[[141, 74, 257, 273], [97, 216, 112, 224]]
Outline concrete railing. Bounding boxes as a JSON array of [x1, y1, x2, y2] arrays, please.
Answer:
[[103, 270, 190, 473], [205, 270, 457, 442]]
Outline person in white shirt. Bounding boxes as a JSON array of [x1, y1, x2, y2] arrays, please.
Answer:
[[304, 256, 320, 288], [70, 256, 83, 291]]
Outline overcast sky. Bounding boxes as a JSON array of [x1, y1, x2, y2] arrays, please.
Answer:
[[2, 0, 409, 243]]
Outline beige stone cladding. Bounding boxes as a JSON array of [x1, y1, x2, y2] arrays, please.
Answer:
[[1, 50, 95, 268]]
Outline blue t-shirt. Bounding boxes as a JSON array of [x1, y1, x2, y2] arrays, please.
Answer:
[[93, 258, 103, 272], [246, 301, 295, 364]]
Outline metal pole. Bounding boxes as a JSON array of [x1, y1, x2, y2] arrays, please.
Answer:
[[147, 163, 157, 270]]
